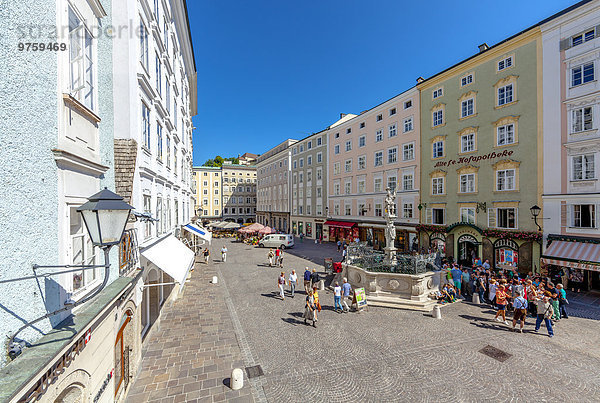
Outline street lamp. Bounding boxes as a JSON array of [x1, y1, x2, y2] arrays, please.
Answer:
[[530, 205, 542, 231]]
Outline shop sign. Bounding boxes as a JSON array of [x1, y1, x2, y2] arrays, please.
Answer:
[[434, 149, 514, 168], [21, 329, 91, 402], [93, 370, 113, 403], [354, 287, 367, 309], [456, 228, 480, 240]]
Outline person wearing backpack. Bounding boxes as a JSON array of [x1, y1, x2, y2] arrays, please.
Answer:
[[535, 293, 555, 337], [511, 291, 528, 333], [310, 269, 320, 289], [303, 267, 312, 293]]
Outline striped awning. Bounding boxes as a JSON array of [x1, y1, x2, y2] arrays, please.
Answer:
[[541, 240, 600, 271]]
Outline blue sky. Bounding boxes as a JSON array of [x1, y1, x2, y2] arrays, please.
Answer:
[[188, 0, 577, 165]]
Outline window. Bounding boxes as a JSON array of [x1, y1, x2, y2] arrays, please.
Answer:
[[461, 74, 473, 86], [333, 182, 340, 196], [345, 181, 351, 195], [335, 132, 340, 139], [360, 122, 366, 128], [498, 56, 513, 71], [317, 137, 322, 146], [403, 117, 413, 133], [375, 203, 383, 216], [345, 140, 352, 151], [461, 133, 475, 153], [460, 173, 475, 193], [359, 135, 366, 147], [403, 174, 413, 190], [460, 207, 475, 224], [333, 162, 340, 175], [69, 7, 95, 110], [496, 169, 515, 191], [376, 114, 383, 121], [374, 178, 383, 192], [346, 128, 352, 134], [461, 98, 474, 118], [432, 140, 444, 158], [573, 154, 595, 180], [389, 124, 397, 137], [299, 159, 304, 168], [166, 136, 171, 167], [155, 53, 162, 96], [572, 29, 595, 46], [293, 160, 297, 169], [403, 143, 414, 161], [154, 0, 160, 24], [497, 124, 515, 146], [345, 204, 352, 215], [358, 180, 366, 194], [140, 21, 149, 69], [432, 208, 445, 224], [572, 205, 596, 228], [572, 107, 593, 132], [571, 62, 594, 86], [433, 88, 443, 99], [345, 159, 352, 172], [387, 176, 397, 191], [387, 147, 398, 164], [307, 156, 312, 165], [317, 152, 322, 163], [358, 203, 366, 216], [156, 197, 163, 235], [403, 203, 413, 219], [334, 204, 340, 215], [389, 107, 396, 116], [307, 141, 312, 149], [156, 123, 163, 161], [376, 129, 383, 142], [498, 84, 513, 105], [316, 168, 322, 180], [404, 100, 412, 109], [300, 145, 304, 152], [433, 110, 443, 126], [334, 144, 340, 154], [497, 208, 516, 229], [142, 103, 151, 149], [432, 177, 444, 195], [374, 151, 383, 166], [358, 155, 366, 170], [70, 207, 98, 292], [143, 195, 152, 238], [293, 147, 298, 155]]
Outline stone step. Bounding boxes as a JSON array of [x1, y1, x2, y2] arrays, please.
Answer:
[[366, 295, 440, 312]]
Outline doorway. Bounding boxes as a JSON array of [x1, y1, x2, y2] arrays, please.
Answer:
[[457, 235, 478, 267]]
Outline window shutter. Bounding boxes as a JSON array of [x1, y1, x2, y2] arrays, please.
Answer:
[[559, 38, 571, 51], [560, 203, 568, 227], [488, 208, 496, 228], [426, 208, 432, 224], [514, 207, 519, 230], [442, 208, 446, 225], [595, 204, 599, 228]]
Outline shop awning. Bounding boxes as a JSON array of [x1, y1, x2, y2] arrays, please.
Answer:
[[182, 223, 212, 244], [141, 235, 194, 285], [541, 240, 600, 271], [324, 220, 356, 228]]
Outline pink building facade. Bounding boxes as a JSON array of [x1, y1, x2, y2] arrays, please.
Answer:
[[326, 87, 420, 251]]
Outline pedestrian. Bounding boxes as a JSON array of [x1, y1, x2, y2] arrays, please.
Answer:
[[300, 233, 304, 243], [477, 274, 486, 303], [203, 248, 210, 264], [525, 280, 538, 317], [275, 247, 281, 266], [303, 290, 317, 327], [310, 268, 320, 289], [312, 286, 321, 321], [341, 248, 347, 262], [303, 267, 311, 293], [289, 270, 297, 298], [556, 283, 569, 319], [333, 281, 343, 313], [488, 279, 498, 307], [535, 294, 555, 337], [511, 291, 528, 333], [493, 285, 510, 325], [342, 277, 352, 312], [451, 265, 462, 297], [221, 245, 228, 262], [482, 259, 491, 270], [337, 240, 341, 252], [548, 283, 561, 321], [461, 268, 471, 299], [268, 249, 274, 267], [277, 272, 286, 300], [278, 249, 285, 268]]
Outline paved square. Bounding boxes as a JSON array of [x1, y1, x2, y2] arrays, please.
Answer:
[[131, 238, 600, 402]]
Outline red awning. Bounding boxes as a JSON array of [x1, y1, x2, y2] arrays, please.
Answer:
[[541, 240, 600, 271], [324, 220, 356, 228]]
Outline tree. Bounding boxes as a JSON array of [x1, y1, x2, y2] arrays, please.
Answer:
[[202, 155, 240, 167]]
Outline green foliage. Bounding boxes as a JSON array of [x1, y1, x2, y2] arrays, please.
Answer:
[[202, 155, 240, 167]]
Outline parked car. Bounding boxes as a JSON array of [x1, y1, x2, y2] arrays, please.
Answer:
[[258, 234, 295, 249]]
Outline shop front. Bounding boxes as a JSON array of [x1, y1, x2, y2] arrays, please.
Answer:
[[324, 220, 358, 243], [418, 223, 542, 273], [541, 236, 600, 291]]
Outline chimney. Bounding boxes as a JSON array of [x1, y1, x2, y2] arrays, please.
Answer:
[[416, 76, 424, 83], [478, 43, 489, 52], [340, 113, 347, 119]]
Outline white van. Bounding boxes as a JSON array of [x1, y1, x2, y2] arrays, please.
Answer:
[[259, 234, 295, 249]]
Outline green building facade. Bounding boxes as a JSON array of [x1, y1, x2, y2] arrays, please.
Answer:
[[417, 28, 543, 273]]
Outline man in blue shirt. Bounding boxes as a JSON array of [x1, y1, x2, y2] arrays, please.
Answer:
[[451, 265, 463, 297], [482, 259, 491, 270], [461, 268, 471, 299], [342, 277, 352, 312], [303, 267, 312, 294]]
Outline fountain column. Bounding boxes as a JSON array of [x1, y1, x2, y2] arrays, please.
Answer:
[[383, 187, 397, 267]]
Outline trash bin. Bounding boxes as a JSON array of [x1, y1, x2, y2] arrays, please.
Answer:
[[324, 258, 333, 274]]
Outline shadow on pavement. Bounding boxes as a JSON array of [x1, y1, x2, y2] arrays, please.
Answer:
[[282, 317, 304, 326], [261, 292, 282, 300]]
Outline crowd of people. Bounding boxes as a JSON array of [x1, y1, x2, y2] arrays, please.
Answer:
[[438, 259, 571, 337]]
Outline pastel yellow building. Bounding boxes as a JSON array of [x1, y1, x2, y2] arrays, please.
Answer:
[[192, 166, 222, 220]]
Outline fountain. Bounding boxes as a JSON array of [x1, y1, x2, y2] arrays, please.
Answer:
[[383, 187, 398, 267]]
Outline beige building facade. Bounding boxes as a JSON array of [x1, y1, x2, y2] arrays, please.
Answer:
[[222, 164, 257, 223], [193, 166, 222, 220]]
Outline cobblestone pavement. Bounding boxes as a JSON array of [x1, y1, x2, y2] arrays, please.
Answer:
[[214, 238, 600, 402], [126, 257, 254, 403]]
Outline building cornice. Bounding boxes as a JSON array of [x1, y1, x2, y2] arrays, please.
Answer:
[[52, 149, 109, 176]]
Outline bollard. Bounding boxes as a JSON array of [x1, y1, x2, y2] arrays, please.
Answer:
[[472, 293, 480, 305], [231, 368, 243, 390], [433, 305, 442, 319], [319, 279, 325, 290], [212, 276, 218, 284]]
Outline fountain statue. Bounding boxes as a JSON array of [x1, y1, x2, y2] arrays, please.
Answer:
[[384, 187, 398, 267]]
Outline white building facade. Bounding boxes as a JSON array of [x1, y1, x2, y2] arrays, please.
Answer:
[[541, 0, 600, 290]]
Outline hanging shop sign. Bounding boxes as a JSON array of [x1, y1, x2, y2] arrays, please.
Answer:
[[434, 149, 514, 168]]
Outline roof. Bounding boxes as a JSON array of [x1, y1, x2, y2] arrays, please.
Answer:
[[221, 164, 257, 170], [183, 0, 196, 72], [418, 0, 594, 86], [192, 166, 221, 170], [114, 139, 138, 204]]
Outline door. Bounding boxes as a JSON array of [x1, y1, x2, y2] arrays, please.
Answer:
[[458, 241, 476, 267]]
